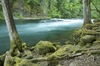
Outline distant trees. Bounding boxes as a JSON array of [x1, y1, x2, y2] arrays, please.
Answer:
[[91, 0, 100, 18], [1, 0, 23, 56], [0, 0, 100, 19], [83, 0, 92, 25], [2, 0, 83, 18], [0, 1, 3, 19]]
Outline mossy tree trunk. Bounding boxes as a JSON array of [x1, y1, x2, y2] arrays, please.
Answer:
[[1, 0, 23, 56], [83, 0, 92, 25]]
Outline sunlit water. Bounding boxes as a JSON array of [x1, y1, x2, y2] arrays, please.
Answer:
[[0, 18, 83, 55]]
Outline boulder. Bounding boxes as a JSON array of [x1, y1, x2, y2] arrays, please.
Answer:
[[34, 41, 58, 55], [81, 35, 95, 43]]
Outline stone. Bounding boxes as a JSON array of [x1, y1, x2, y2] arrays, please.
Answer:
[[34, 41, 57, 55], [81, 35, 95, 43], [69, 61, 79, 66]]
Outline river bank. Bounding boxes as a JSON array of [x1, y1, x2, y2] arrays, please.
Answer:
[[0, 19, 83, 55], [0, 20, 100, 66]]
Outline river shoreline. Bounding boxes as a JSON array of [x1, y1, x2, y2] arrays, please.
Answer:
[[0, 19, 83, 55], [0, 21, 100, 66]]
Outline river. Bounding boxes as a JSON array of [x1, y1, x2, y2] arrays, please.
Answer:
[[0, 18, 83, 55]]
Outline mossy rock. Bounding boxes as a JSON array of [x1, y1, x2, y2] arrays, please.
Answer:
[[93, 19, 100, 23], [73, 29, 83, 37], [84, 24, 93, 30], [92, 27, 100, 32], [34, 41, 57, 55], [93, 22, 100, 27], [81, 35, 95, 44], [48, 45, 80, 60], [82, 30, 99, 35]]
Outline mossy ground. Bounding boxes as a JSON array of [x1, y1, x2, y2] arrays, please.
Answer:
[[0, 22, 100, 66]]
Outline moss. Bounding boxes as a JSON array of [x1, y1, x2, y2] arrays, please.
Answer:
[[16, 59, 40, 66], [54, 45, 61, 50], [22, 43, 28, 50], [93, 19, 100, 23], [80, 35, 95, 44], [22, 50, 32, 58], [73, 29, 83, 37], [84, 24, 93, 30], [93, 27, 100, 32], [73, 29, 83, 44], [0, 54, 5, 60], [82, 30, 99, 35], [93, 41, 100, 45], [34, 41, 57, 55], [0, 54, 5, 66], [93, 22, 100, 27], [48, 45, 80, 60], [52, 42, 61, 50], [4, 55, 40, 66], [4, 57, 16, 66], [10, 31, 23, 56]]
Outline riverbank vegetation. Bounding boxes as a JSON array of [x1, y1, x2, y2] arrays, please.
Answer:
[[0, 0, 100, 19], [0, 19, 100, 66]]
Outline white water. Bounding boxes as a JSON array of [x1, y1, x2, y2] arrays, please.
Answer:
[[16, 19, 83, 34]]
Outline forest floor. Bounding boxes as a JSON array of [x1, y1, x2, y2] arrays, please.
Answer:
[[0, 21, 100, 66]]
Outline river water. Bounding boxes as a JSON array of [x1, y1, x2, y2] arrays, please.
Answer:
[[0, 18, 83, 55]]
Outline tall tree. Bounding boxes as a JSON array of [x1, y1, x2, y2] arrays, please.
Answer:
[[83, 0, 92, 25], [1, 0, 23, 56]]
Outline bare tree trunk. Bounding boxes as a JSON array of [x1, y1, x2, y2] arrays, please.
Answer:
[[1, 0, 23, 56], [83, 0, 92, 25]]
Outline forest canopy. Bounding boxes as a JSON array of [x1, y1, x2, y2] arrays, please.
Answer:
[[0, 0, 100, 19]]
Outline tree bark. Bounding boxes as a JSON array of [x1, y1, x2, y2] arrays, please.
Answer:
[[1, 0, 23, 56], [83, 0, 92, 25]]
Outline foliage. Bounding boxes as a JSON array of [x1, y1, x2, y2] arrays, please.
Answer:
[[0, 0, 100, 19], [91, 0, 100, 18], [0, 2, 4, 19]]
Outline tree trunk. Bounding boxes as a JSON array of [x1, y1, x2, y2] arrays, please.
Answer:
[[83, 0, 92, 25], [1, 0, 23, 56]]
